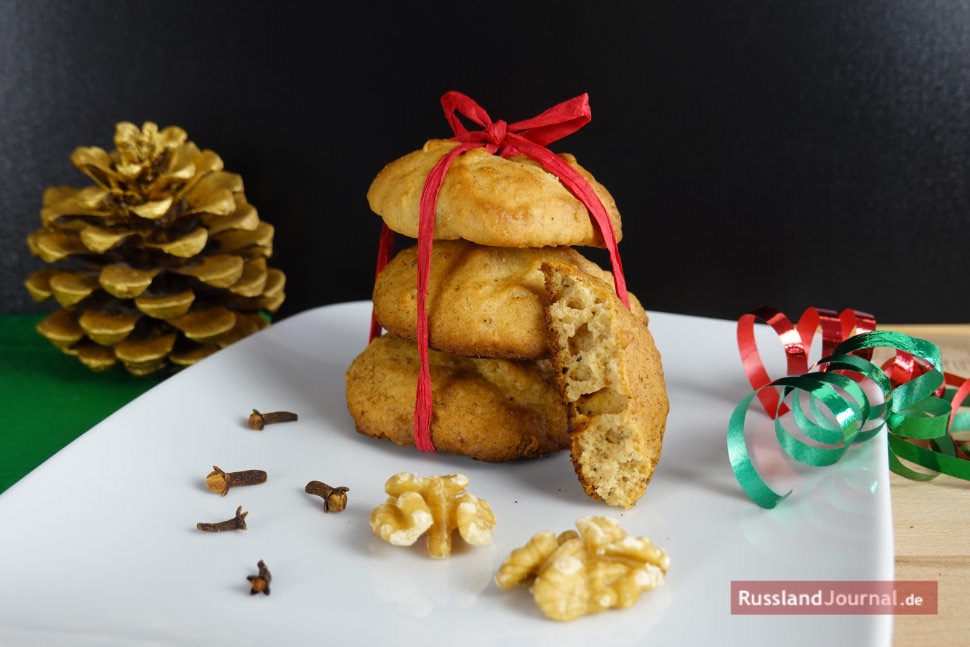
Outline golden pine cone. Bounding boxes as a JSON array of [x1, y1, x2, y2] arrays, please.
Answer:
[[24, 121, 286, 376]]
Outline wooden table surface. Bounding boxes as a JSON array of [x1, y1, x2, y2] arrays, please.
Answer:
[[882, 324, 970, 647]]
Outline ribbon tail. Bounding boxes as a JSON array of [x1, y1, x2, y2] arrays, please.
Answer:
[[369, 223, 396, 342], [411, 144, 475, 452], [412, 238, 435, 453], [727, 389, 791, 509], [510, 138, 628, 307], [413, 339, 434, 452], [889, 433, 970, 480]]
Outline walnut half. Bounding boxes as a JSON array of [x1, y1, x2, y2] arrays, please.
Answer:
[[370, 472, 496, 559], [495, 516, 669, 621]]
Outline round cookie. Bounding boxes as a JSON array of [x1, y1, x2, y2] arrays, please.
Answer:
[[345, 333, 569, 462], [541, 261, 669, 508], [373, 239, 650, 360], [366, 139, 623, 248]]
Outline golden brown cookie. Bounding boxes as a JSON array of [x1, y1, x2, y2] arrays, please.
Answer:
[[366, 139, 623, 248], [373, 239, 649, 360], [345, 333, 569, 462], [541, 262, 669, 508]]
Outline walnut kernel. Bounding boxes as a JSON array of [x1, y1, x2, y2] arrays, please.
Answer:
[[495, 516, 669, 621], [370, 472, 496, 559]]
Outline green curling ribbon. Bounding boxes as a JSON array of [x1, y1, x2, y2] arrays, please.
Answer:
[[728, 330, 970, 508]]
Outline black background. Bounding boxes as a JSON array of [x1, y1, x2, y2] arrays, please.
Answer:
[[3, 0, 969, 324]]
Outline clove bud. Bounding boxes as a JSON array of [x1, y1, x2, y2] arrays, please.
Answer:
[[248, 409, 298, 430], [305, 480, 350, 513], [197, 506, 248, 532], [205, 466, 267, 496], [247, 559, 271, 595]]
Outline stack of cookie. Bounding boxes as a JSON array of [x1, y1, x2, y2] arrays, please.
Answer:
[[345, 138, 669, 508]]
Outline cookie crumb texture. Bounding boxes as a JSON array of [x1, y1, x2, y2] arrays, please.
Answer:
[[543, 263, 669, 508]]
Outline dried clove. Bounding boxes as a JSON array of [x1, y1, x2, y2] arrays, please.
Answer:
[[205, 466, 267, 496], [305, 480, 350, 513], [248, 409, 298, 430], [247, 560, 272, 595], [197, 506, 248, 532]]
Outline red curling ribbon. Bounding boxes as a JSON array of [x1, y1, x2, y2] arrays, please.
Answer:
[[881, 351, 970, 445], [950, 377, 970, 460], [737, 306, 876, 417], [372, 91, 629, 453], [369, 223, 396, 341], [818, 307, 877, 358]]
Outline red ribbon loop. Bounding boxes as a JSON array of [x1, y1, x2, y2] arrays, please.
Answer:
[[737, 306, 876, 417], [372, 92, 627, 453], [880, 352, 959, 401]]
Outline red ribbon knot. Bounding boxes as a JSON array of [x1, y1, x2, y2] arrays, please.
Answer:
[[459, 117, 508, 150], [372, 91, 628, 453]]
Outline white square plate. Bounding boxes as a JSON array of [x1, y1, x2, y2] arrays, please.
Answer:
[[0, 302, 893, 646]]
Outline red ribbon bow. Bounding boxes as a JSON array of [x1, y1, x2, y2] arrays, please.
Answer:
[[370, 91, 628, 452]]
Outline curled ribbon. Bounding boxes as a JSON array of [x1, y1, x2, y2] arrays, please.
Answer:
[[370, 92, 628, 452], [737, 306, 876, 417], [730, 306, 970, 508]]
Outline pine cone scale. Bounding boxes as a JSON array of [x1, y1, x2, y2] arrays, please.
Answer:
[[202, 202, 259, 235], [25, 268, 58, 301], [48, 272, 99, 307], [73, 342, 118, 371], [28, 231, 88, 263], [78, 310, 139, 346], [228, 258, 269, 297], [175, 254, 244, 288], [145, 227, 209, 258], [79, 225, 130, 253], [98, 265, 160, 298], [170, 307, 237, 343], [134, 290, 195, 319], [129, 197, 174, 220], [36, 310, 85, 348]]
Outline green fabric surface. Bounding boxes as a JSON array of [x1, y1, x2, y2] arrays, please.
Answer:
[[0, 314, 163, 494]]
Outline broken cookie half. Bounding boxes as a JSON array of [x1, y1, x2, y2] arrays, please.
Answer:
[[541, 262, 670, 508]]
